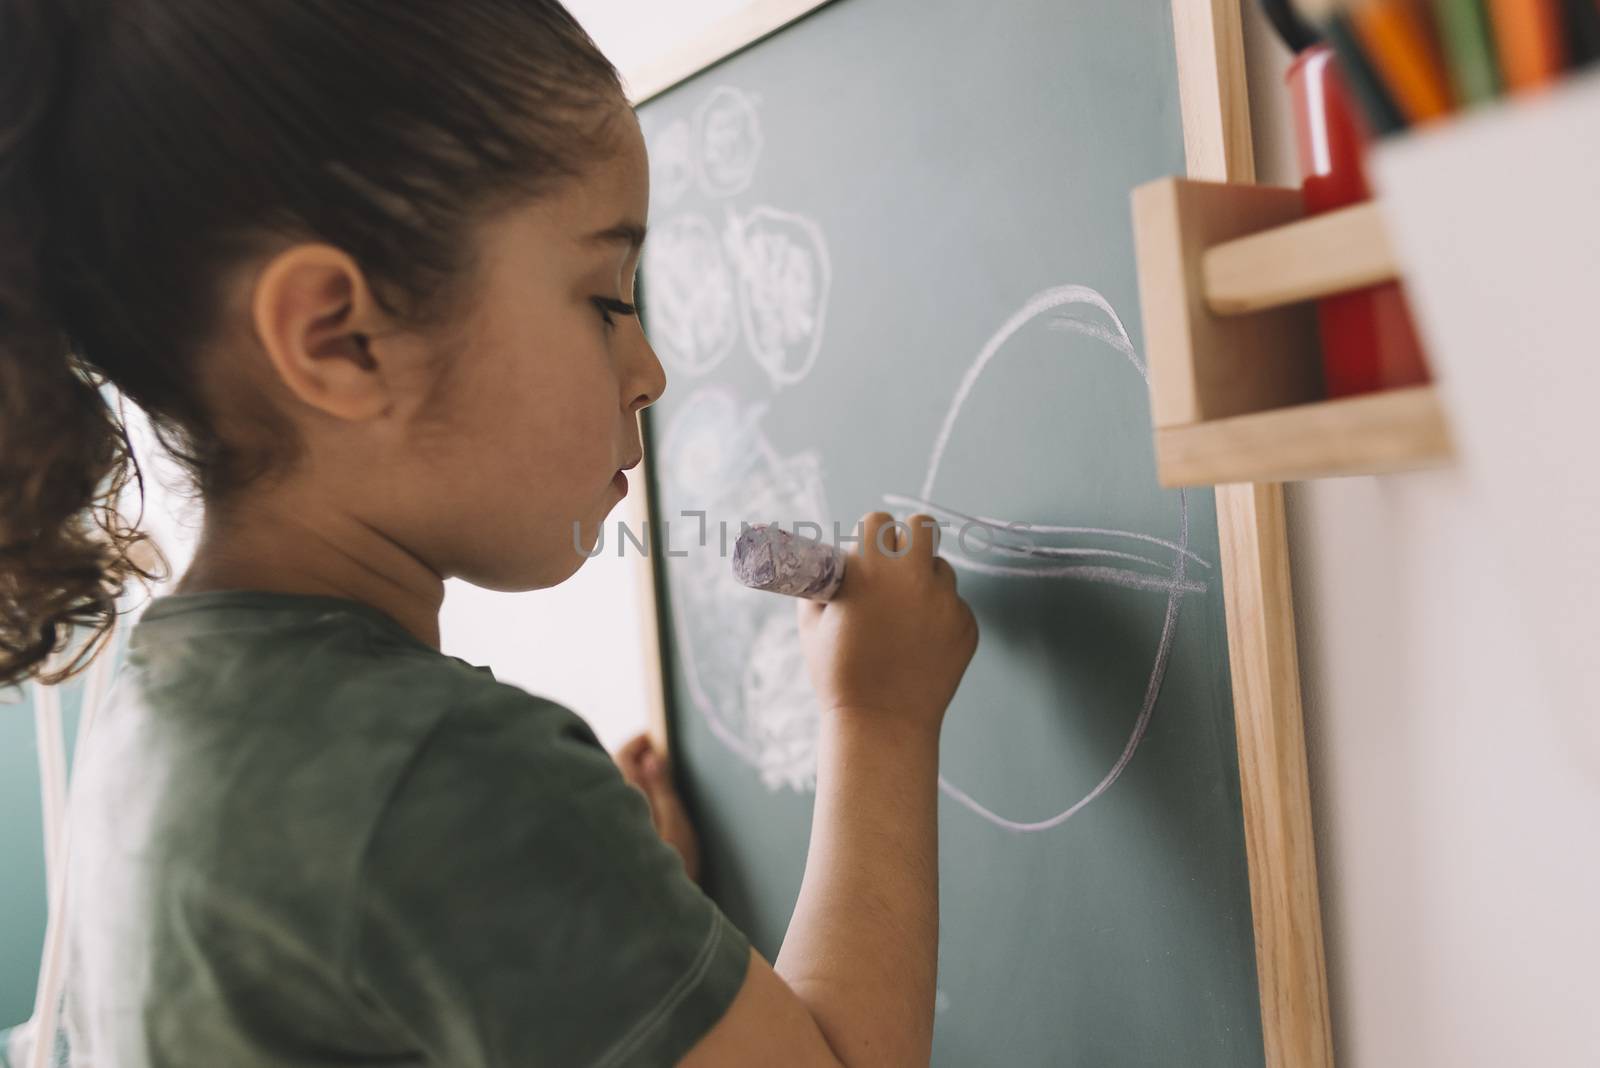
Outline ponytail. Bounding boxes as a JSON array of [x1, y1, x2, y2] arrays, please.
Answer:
[[0, 0, 158, 687]]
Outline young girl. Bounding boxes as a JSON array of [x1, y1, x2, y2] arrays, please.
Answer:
[[1, 2, 977, 1065]]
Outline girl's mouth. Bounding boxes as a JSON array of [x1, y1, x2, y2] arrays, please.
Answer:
[[611, 454, 636, 495], [613, 454, 640, 496]]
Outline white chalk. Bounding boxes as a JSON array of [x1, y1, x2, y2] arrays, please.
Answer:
[[731, 524, 845, 601]]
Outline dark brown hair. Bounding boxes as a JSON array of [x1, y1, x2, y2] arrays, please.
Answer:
[[0, 0, 623, 687]]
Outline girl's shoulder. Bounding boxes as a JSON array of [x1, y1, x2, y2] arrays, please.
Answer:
[[64, 590, 633, 1063], [127, 588, 510, 716], [73, 584, 608, 937], [118, 587, 611, 807], [83, 589, 604, 881]]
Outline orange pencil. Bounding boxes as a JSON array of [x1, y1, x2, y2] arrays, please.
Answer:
[[1486, 0, 1567, 89], [1349, 0, 1456, 122]]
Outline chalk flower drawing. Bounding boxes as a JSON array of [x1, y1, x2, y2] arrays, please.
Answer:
[[694, 86, 764, 198], [642, 214, 740, 376], [648, 117, 694, 207], [724, 205, 833, 389], [662, 386, 831, 791], [741, 613, 818, 790]]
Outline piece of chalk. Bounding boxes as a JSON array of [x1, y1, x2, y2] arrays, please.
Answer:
[[731, 524, 846, 601]]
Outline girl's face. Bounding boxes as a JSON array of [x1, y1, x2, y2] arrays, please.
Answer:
[[218, 105, 663, 599], [411, 110, 664, 591]]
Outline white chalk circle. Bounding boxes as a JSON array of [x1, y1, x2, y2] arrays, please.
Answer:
[[649, 118, 694, 207], [911, 284, 1202, 833], [643, 213, 740, 376], [659, 386, 762, 503], [694, 86, 764, 198], [724, 206, 833, 388]]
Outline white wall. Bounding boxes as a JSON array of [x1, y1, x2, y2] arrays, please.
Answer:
[[566, 0, 756, 94], [1241, 8, 1599, 1066], [438, 518, 653, 753]]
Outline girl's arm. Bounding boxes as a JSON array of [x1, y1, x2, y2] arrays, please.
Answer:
[[774, 711, 943, 1064], [682, 511, 978, 1068]]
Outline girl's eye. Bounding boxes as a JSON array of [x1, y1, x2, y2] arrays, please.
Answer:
[[592, 297, 637, 329]]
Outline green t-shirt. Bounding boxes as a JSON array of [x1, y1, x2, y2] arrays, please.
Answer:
[[58, 590, 751, 1067]]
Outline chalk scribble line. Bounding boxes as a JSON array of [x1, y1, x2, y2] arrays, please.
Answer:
[[882, 493, 1212, 569]]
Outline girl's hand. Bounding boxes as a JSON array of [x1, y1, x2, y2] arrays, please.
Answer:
[[615, 732, 703, 884], [796, 511, 978, 740]]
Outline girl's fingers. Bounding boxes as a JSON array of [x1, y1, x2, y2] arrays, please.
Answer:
[[616, 732, 650, 766], [620, 734, 673, 797], [857, 511, 897, 567], [615, 732, 660, 788], [796, 596, 824, 629], [858, 511, 942, 571], [906, 512, 939, 566]]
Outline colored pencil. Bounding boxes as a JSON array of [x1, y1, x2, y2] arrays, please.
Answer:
[[1293, 0, 1411, 134], [1349, 0, 1457, 122], [1431, 0, 1503, 104], [1258, 0, 1324, 51], [1487, 0, 1567, 89], [1561, 0, 1600, 67]]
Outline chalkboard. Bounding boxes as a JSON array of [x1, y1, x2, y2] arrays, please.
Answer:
[[635, 2, 1265, 1063]]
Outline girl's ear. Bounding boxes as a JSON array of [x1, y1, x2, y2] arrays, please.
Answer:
[[250, 243, 395, 421]]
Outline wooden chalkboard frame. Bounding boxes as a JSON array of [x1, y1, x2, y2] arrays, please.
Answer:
[[623, 4, 1334, 1066]]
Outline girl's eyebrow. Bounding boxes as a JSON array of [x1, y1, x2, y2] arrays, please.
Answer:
[[584, 221, 647, 252]]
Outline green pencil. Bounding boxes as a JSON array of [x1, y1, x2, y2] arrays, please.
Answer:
[[1432, 0, 1503, 105]]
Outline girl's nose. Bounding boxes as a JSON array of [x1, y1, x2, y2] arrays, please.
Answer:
[[626, 328, 667, 413]]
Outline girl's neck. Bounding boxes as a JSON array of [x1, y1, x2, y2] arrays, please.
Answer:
[[176, 485, 446, 650]]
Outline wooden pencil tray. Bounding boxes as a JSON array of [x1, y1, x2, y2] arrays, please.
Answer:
[[1131, 177, 1454, 487]]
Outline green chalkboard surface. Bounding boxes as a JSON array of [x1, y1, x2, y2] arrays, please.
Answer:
[[636, 2, 1263, 1064]]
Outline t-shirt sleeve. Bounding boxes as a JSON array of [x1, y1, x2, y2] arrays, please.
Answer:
[[350, 683, 751, 1068]]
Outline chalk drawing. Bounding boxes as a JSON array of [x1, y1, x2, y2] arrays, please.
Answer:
[[642, 214, 740, 376], [724, 205, 833, 388], [662, 386, 830, 791], [643, 87, 828, 386], [660, 288, 1209, 827], [694, 86, 764, 198], [648, 85, 1199, 827], [895, 283, 1203, 832], [649, 118, 694, 207], [881, 493, 1208, 595], [743, 613, 819, 792], [880, 495, 1211, 569]]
